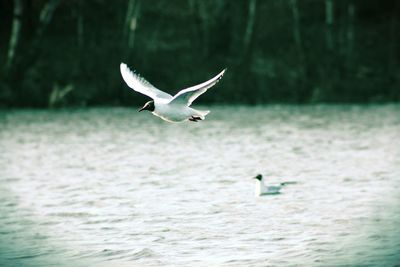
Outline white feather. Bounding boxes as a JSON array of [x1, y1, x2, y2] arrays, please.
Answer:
[[120, 63, 172, 102], [170, 69, 226, 106]]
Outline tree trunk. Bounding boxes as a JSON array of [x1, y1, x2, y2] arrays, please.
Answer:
[[198, 1, 210, 56], [346, 2, 355, 69], [243, 0, 257, 55], [388, 2, 398, 69], [36, 0, 61, 39], [23, 0, 61, 65], [123, 0, 140, 53], [290, 0, 304, 64], [8, 0, 62, 104], [325, 0, 334, 51], [5, 0, 23, 74], [76, 0, 84, 50], [289, 0, 307, 101]]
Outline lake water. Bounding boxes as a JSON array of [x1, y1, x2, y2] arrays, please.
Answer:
[[1, 105, 399, 267]]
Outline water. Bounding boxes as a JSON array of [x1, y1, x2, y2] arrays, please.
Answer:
[[1, 105, 399, 267]]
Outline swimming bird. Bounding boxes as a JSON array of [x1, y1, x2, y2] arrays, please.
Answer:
[[120, 63, 226, 123], [253, 174, 284, 196]]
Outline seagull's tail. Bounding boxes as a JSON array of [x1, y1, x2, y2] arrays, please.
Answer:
[[195, 109, 210, 120], [280, 181, 298, 186]]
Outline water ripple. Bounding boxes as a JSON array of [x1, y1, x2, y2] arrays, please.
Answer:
[[1, 105, 400, 266]]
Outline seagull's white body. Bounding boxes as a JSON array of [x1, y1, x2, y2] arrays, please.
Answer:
[[254, 175, 282, 196], [120, 63, 225, 123], [152, 102, 209, 123]]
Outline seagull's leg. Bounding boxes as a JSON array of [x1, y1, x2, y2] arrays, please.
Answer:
[[189, 116, 203, 122]]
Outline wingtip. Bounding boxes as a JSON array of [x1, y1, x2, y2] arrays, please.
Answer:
[[120, 63, 134, 77], [218, 68, 227, 80], [120, 62, 127, 72]]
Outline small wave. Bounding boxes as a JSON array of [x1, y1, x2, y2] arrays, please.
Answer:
[[7, 251, 51, 260], [130, 248, 157, 260], [48, 212, 93, 218]]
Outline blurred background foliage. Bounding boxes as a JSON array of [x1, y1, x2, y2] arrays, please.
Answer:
[[0, 0, 399, 107]]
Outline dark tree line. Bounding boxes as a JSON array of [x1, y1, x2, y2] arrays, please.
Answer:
[[0, 0, 399, 107]]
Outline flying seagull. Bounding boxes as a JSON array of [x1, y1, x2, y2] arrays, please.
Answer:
[[120, 63, 226, 123]]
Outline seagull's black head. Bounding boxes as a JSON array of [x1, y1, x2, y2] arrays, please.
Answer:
[[139, 100, 155, 112], [254, 174, 263, 181]]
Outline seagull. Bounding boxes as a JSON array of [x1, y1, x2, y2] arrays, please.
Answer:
[[120, 63, 226, 123], [253, 174, 285, 196]]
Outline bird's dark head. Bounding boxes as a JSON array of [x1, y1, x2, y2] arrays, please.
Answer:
[[139, 100, 155, 112], [253, 174, 263, 181]]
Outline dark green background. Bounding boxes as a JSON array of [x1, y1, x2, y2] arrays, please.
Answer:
[[1, 0, 399, 107]]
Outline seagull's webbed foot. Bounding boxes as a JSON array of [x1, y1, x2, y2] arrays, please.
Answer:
[[189, 116, 202, 122]]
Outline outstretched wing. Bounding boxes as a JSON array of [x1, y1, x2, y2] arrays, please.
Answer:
[[120, 63, 173, 101], [170, 69, 226, 106]]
